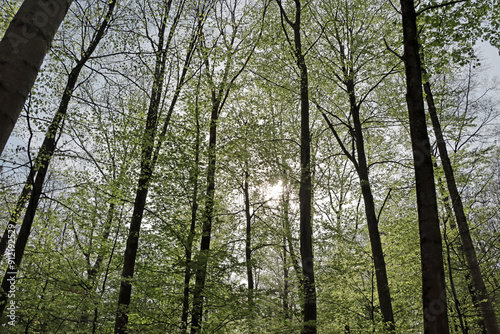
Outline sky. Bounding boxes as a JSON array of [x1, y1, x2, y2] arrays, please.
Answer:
[[477, 41, 500, 81]]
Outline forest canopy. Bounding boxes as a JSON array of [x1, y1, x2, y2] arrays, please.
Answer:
[[0, 0, 499, 333]]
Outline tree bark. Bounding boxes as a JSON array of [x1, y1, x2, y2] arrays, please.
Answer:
[[275, 1, 318, 331], [322, 71, 396, 331], [348, 82, 395, 331], [244, 170, 255, 307], [180, 86, 201, 334], [190, 93, 220, 334], [114, 2, 176, 331], [399, 1, 449, 332], [0, 0, 116, 316], [244, 169, 255, 332], [0, 0, 73, 156], [435, 167, 468, 333], [423, 72, 500, 334]]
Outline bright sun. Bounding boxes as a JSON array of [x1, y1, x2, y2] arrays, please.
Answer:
[[265, 180, 283, 201]]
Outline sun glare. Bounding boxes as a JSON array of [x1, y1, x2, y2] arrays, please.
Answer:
[[265, 180, 283, 201]]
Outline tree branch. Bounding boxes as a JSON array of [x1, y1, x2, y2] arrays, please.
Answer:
[[416, 0, 467, 15]]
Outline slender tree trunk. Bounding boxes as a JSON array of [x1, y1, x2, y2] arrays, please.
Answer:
[[190, 5, 254, 326], [297, 45, 316, 333], [88, 201, 116, 280], [190, 94, 220, 334], [244, 170, 254, 302], [352, 114, 395, 332], [283, 238, 290, 320], [282, 181, 302, 282], [399, 1, 449, 332], [340, 74, 395, 331], [436, 167, 468, 333], [93, 221, 121, 333], [275, 1, 317, 331], [444, 220, 468, 334], [0, 171, 33, 258], [114, 3, 175, 331], [244, 169, 255, 332], [113, 81, 160, 334], [0, 0, 116, 316], [180, 88, 201, 334], [0, 0, 117, 257], [0, 0, 73, 156], [423, 71, 500, 334]]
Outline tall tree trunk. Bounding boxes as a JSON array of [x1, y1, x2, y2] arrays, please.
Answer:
[[180, 86, 201, 334], [114, 2, 178, 331], [444, 218, 468, 334], [349, 86, 395, 331], [0, 0, 73, 156], [399, 1, 449, 332], [0, 0, 116, 316], [282, 180, 302, 282], [283, 238, 290, 321], [436, 168, 468, 333], [244, 170, 255, 309], [0, 172, 33, 259], [189, 3, 258, 325], [93, 221, 121, 334], [190, 93, 220, 334], [322, 69, 396, 330], [423, 72, 500, 334], [276, 1, 317, 332], [243, 169, 255, 332]]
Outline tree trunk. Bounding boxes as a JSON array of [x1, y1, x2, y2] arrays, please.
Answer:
[[283, 238, 290, 321], [323, 71, 396, 331], [244, 169, 255, 332], [275, 1, 317, 332], [180, 87, 201, 334], [0, 0, 116, 316], [0, 0, 73, 156], [244, 170, 255, 306], [423, 72, 500, 334], [350, 98, 395, 331], [0, 173, 33, 258], [190, 95, 220, 334], [399, 1, 449, 332], [436, 167, 468, 333], [114, 3, 175, 331]]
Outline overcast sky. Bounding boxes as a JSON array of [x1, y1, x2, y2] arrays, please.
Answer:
[[478, 41, 500, 81]]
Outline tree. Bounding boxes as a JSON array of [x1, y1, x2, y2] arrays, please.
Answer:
[[190, 0, 266, 329], [400, 0, 450, 332], [312, 1, 398, 330], [424, 65, 500, 333], [275, 1, 317, 332], [0, 0, 73, 156], [114, 1, 190, 331], [0, 0, 116, 317]]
